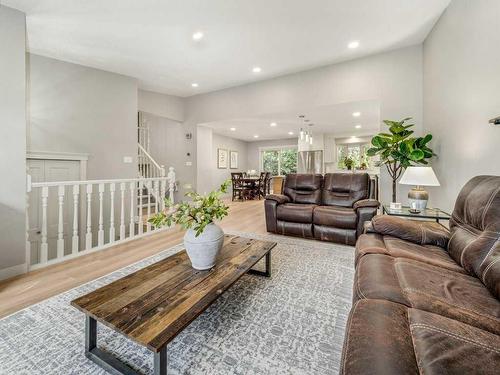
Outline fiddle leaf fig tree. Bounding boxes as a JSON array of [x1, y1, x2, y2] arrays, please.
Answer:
[[366, 118, 435, 203]]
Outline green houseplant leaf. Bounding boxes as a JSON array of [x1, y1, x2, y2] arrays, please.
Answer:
[[367, 117, 436, 202]]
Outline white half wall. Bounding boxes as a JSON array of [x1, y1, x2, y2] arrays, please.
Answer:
[[0, 6, 26, 278], [27, 54, 138, 180], [423, 0, 500, 212], [187, 46, 424, 204]]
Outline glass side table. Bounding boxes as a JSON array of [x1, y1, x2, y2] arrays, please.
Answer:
[[382, 205, 451, 223]]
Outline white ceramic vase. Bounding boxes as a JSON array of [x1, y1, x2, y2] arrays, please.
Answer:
[[183, 223, 224, 270]]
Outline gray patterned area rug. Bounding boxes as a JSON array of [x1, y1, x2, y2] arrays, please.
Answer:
[[0, 232, 354, 375]]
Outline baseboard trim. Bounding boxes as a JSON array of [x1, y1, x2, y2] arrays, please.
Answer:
[[0, 263, 27, 282]]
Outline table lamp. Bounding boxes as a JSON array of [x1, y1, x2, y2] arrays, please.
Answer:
[[399, 166, 440, 210]]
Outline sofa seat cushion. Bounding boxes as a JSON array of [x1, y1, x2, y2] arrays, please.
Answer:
[[355, 254, 500, 336], [276, 203, 316, 223], [313, 206, 357, 229], [341, 299, 500, 375], [355, 233, 466, 274]]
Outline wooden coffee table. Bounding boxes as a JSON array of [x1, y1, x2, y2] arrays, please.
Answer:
[[71, 235, 276, 375]]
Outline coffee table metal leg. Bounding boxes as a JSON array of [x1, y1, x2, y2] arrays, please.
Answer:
[[248, 250, 271, 277], [84, 315, 151, 375], [154, 346, 168, 375]]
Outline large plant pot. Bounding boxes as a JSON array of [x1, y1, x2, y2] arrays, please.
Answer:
[[183, 223, 224, 270]]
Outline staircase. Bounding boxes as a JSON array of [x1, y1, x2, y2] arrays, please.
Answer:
[[136, 116, 170, 229]]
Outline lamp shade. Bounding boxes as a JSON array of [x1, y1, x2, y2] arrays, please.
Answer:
[[399, 166, 440, 186]]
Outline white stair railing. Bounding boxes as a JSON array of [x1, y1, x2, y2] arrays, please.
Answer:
[[138, 143, 165, 179], [26, 172, 175, 271]]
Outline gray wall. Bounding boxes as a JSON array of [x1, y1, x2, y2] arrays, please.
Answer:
[[423, 0, 500, 212], [247, 138, 297, 171], [138, 89, 185, 122], [0, 6, 26, 279], [187, 46, 424, 204], [27, 54, 138, 180], [141, 111, 187, 201], [211, 133, 248, 194], [196, 126, 248, 195]]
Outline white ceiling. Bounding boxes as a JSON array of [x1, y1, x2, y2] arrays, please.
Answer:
[[5, 0, 450, 97], [202, 100, 380, 141]]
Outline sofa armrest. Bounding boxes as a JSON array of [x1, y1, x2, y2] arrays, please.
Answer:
[[370, 215, 450, 248], [353, 199, 380, 210], [265, 194, 290, 205], [355, 203, 379, 239]]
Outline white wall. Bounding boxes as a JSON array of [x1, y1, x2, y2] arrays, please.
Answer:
[[247, 138, 297, 171], [187, 46, 424, 204], [27, 54, 138, 180], [0, 6, 26, 279], [138, 89, 185, 122], [423, 0, 500, 212]]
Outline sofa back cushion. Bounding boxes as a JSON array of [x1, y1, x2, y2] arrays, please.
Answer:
[[448, 175, 500, 298], [283, 174, 322, 204], [322, 173, 370, 207]]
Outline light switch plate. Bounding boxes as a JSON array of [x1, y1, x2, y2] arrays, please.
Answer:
[[185, 161, 192, 166], [184, 184, 192, 189], [123, 156, 133, 164]]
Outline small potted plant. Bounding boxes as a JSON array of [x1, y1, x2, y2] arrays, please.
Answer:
[[344, 156, 355, 170], [149, 180, 230, 270]]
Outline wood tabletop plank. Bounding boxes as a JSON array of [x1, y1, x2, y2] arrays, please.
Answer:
[[71, 235, 276, 352]]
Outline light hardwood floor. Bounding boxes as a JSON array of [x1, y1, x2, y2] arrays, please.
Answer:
[[0, 199, 266, 319]]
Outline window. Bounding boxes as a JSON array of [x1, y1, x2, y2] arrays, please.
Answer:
[[337, 143, 371, 169], [260, 146, 297, 176]]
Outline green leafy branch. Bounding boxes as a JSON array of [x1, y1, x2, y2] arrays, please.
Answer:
[[149, 179, 231, 237]]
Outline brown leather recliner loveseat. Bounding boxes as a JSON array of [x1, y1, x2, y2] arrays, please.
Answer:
[[341, 175, 500, 374], [265, 173, 379, 245]]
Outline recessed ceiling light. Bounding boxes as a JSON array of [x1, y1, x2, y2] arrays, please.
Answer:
[[348, 41, 359, 49], [253, 135, 259, 138], [355, 124, 362, 129], [352, 112, 361, 117], [191, 83, 199, 88], [230, 127, 236, 131], [270, 122, 277, 127], [252, 66, 262, 73], [192, 31, 204, 41], [288, 131, 294, 135]]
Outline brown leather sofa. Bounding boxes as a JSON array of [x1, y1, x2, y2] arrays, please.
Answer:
[[265, 173, 379, 245], [341, 175, 500, 374]]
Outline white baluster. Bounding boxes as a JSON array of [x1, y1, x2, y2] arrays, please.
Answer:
[[72, 184, 79, 254], [160, 178, 166, 211], [167, 167, 176, 209], [129, 182, 135, 237], [146, 180, 152, 232], [119, 182, 126, 240], [98, 183, 105, 246], [154, 179, 160, 217], [57, 185, 65, 259], [85, 184, 93, 250], [109, 183, 116, 242], [40, 186, 49, 264], [138, 179, 144, 235], [26, 174, 31, 268]]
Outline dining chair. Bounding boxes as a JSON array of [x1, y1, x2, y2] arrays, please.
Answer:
[[231, 172, 249, 201], [264, 172, 271, 195], [257, 172, 267, 199]]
